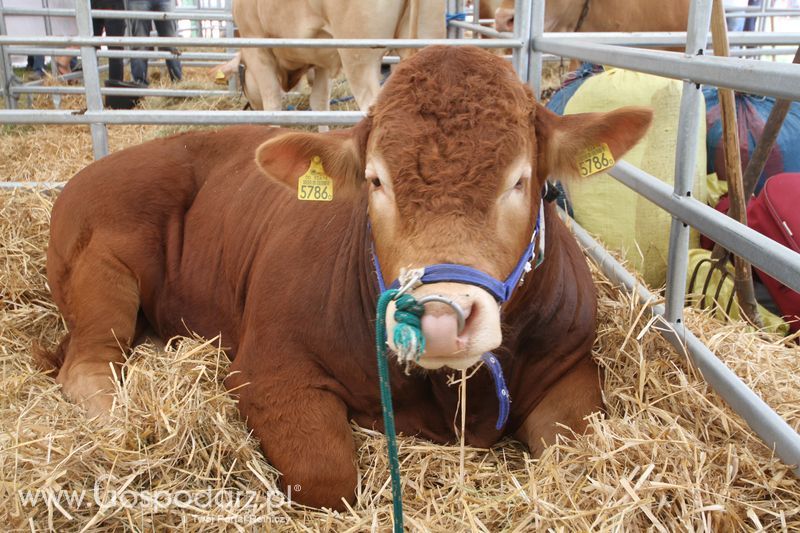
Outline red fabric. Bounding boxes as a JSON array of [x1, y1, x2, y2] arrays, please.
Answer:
[[704, 173, 800, 332], [748, 173, 800, 332]]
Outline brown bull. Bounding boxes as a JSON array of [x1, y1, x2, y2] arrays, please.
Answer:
[[495, 0, 690, 33], [44, 46, 651, 509]]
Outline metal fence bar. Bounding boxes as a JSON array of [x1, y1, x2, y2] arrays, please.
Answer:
[[74, 0, 107, 158], [0, 0, 17, 109], [664, 0, 712, 324], [223, 0, 236, 96], [568, 214, 800, 477], [730, 46, 798, 56], [10, 86, 233, 98], [726, 9, 800, 18], [0, 181, 64, 189], [0, 36, 524, 49], [758, 0, 769, 33], [4, 47, 404, 62], [5, 31, 799, 49], [529, 0, 546, 99], [533, 31, 800, 46], [447, 20, 510, 39], [533, 38, 800, 100], [6, 47, 236, 60], [512, 0, 533, 83], [448, 0, 465, 39], [0, 109, 365, 125], [609, 161, 800, 293], [2, 31, 798, 48], [0, 7, 233, 21]]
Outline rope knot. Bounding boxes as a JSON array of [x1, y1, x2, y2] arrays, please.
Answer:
[[392, 293, 426, 362]]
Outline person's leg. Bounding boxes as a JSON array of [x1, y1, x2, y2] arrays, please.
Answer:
[[128, 0, 151, 84], [104, 11, 127, 82], [28, 55, 46, 79], [31, 55, 45, 73], [153, 0, 182, 81]]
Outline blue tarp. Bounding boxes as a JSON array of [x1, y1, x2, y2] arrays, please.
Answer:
[[704, 88, 800, 195]]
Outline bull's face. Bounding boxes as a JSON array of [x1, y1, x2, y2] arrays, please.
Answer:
[[256, 46, 651, 370]]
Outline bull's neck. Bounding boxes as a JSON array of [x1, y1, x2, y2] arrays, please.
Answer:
[[339, 196, 381, 335]]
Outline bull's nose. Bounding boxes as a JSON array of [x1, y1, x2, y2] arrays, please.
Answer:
[[495, 8, 515, 32], [421, 314, 461, 356], [420, 301, 473, 357]]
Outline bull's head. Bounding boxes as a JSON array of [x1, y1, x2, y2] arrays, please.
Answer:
[[255, 46, 651, 370]]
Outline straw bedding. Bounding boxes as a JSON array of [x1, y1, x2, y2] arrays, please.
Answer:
[[3, 66, 800, 532], [2, 187, 799, 531]]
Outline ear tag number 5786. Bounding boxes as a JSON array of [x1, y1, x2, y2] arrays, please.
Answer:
[[578, 143, 615, 177], [297, 156, 333, 201]]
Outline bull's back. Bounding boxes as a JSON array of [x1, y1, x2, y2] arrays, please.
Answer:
[[47, 126, 285, 333], [586, 0, 689, 32]]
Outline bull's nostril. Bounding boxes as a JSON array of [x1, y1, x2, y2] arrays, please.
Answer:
[[458, 302, 478, 341], [417, 295, 468, 334]]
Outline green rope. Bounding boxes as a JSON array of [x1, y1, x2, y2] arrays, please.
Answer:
[[375, 289, 426, 533]]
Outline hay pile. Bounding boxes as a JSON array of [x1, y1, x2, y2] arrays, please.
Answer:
[[2, 188, 800, 531]]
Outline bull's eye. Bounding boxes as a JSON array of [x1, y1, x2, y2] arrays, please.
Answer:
[[514, 177, 526, 191], [370, 177, 382, 189]]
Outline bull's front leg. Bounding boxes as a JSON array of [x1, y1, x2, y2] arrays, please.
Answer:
[[515, 356, 604, 457], [225, 340, 357, 510]]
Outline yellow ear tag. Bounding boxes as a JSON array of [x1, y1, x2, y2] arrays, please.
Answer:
[[577, 143, 615, 177], [297, 156, 333, 201]]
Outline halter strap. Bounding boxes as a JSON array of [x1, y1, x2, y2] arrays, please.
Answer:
[[373, 199, 546, 303]]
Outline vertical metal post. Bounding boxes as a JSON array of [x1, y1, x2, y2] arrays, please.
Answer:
[[75, 0, 109, 159], [225, 0, 236, 95], [757, 0, 769, 33], [446, 0, 459, 39], [664, 0, 713, 324], [42, 0, 62, 108], [454, 0, 465, 39], [0, 0, 18, 109], [528, 0, 545, 99], [473, 0, 481, 28], [512, 0, 533, 83]]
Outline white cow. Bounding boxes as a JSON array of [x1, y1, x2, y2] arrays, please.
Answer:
[[232, 0, 445, 111]]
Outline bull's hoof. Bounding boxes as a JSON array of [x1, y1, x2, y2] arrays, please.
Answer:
[[56, 369, 116, 418]]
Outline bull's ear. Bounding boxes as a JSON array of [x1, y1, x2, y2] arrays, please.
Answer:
[[533, 104, 652, 180], [255, 118, 371, 199]]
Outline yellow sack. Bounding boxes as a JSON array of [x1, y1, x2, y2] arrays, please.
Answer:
[[686, 249, 788, 335], [564, 69, 708, 288]]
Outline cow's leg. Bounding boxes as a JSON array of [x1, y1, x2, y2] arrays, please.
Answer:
[[309, 67, 332, 132], [515, 356, 603, 457], [239, 47, 282, 110], [226, 347, 357, 510], [337, 49, 384, 110], [54, 242, 140, 417]]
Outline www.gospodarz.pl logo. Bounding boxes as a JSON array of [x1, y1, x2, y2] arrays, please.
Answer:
[[13, 475, 299, 524]]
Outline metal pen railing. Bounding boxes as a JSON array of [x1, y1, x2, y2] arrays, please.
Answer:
[[528, 0, 800, 475]]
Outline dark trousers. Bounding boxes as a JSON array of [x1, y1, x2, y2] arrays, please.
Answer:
[[27, 55, 46, 74], [128, 0, 182, 84], [91, 0, 126, 82]]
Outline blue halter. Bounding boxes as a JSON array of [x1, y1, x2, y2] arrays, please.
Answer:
[[370, 193, 549, 431], [372, 199, 546, 300]]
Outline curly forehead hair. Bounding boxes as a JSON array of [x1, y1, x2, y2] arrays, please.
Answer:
[[368, 46, 537, 220]]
